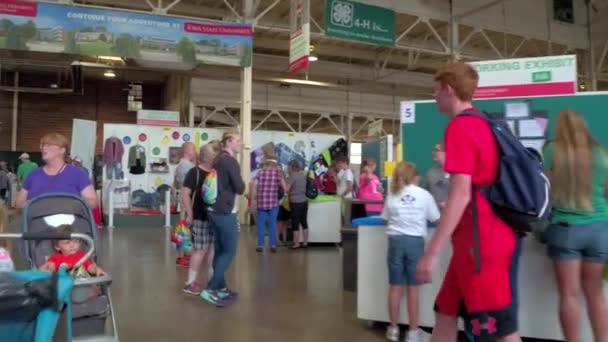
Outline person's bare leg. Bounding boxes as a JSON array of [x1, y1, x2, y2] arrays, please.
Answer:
[[187, 250, 205, 285], [554, 260, 582, 342], [430, 313, 458, 342], [581, 261, 608, 342], [497, 333, 522, 342], [292, 230, 300, 248], [388, 286, 402, 328], [302, 229, 309, 246], [277, 221, 286, 244], [406, 286, 419, 332]]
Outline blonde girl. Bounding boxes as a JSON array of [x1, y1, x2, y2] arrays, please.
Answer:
[[543, 109, 608, 342], [382, 161, 440, 342]]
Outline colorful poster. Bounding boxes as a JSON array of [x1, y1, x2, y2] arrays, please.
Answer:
[[470, 55, 577, 99], [0, 0, 253, 67]]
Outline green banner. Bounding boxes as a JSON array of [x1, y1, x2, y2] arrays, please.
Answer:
[[324, 0, 395, 47]]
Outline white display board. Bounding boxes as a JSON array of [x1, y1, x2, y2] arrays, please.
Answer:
[[71, 119, 97, 177], [102, 123, 223, 210]]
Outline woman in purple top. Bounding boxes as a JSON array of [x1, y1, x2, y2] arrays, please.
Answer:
[[16, 133, 97, 209]]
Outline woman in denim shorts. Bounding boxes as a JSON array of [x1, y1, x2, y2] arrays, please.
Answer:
[[381, 161, 440, 342], [543, 110, 608, 342]]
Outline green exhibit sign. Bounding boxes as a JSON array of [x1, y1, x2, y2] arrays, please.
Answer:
[[324, 0, 395, 47]]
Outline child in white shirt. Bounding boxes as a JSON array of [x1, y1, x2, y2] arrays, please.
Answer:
[[382, 161, 440, 342]]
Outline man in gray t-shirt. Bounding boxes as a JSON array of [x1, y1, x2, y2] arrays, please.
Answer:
[[175, 142, 196, 187], [424, 143, 449, 207]]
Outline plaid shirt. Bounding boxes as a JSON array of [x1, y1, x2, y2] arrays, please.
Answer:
[[255, 168, 283, 210]]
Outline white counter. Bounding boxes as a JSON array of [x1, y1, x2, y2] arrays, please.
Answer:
[[357, 225, 606, 340], [306, 200, 341, 243]]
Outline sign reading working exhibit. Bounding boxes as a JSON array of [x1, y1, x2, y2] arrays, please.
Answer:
[[324, 0, 395, 47], [0, 0, 253, 67], [470, 55, 577, 99], [137, 110, 180, 127], [289, 0, 310, 73]]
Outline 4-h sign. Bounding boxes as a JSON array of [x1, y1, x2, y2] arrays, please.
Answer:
[[325, 0, 395, 47]]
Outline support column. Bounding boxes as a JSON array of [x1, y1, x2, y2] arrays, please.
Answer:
[[188, 101, 195, 128], [449, 0, 459, 61], [239, 66, 252, 223], [11, 72, 19, 151], [586, 0, 597, 91]]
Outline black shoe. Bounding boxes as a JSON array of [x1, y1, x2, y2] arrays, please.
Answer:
[[270, 247, 277, 253], [256, 247, 263, 252]]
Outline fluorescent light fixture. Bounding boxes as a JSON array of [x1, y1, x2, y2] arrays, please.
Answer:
[[269, 77, 334, 87], [308, 55, 318, 62], [104, 70, 116, 78], [99, 56, 124, 61]]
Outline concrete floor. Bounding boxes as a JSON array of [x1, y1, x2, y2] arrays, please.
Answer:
[[95, 226, 386, 342]]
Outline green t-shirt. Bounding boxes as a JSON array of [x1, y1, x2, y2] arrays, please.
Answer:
[[544, 144, 608, 225], [17, 161, 38, 183]]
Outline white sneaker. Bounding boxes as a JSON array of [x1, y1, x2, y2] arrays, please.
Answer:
[[386, 325, 399, 342], [406, 329, 422, 342]]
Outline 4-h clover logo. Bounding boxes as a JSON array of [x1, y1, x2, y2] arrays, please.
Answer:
[[330, 0, 354, 28]]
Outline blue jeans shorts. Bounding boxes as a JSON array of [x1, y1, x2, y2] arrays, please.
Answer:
[[387, 234, 425, 286], [546, 221, 608, 262]]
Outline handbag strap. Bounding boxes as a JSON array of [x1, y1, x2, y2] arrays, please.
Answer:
[[191, 168, 200, 209]]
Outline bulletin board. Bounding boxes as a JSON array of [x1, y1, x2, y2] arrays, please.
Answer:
[[102, 123, 223, 210], [401, 92, 608, 177]]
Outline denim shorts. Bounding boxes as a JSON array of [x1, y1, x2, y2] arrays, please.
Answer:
[[545, 221, 608, 262], [387, 234, 425, 286]]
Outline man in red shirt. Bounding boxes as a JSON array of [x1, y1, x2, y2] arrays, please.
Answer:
[[416, 63, 520, 342]]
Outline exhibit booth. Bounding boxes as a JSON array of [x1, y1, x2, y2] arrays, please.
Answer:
[[356, 91, 608, 340], [102, 122, 348, 243]]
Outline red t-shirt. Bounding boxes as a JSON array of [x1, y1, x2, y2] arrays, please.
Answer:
[[443, 108, 515, 259], [48, 251, 92, 271]]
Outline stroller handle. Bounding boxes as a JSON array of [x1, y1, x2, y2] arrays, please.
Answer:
[[0, 232, 96, 272]]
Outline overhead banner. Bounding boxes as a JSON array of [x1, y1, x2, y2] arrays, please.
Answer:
[[470, 55, 577, 99], [289, 0, 310, 73], [324, 0, 395, 47], [0, 0, 253, 67]]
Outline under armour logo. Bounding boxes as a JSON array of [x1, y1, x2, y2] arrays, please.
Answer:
[[471, 317, 497, 335]]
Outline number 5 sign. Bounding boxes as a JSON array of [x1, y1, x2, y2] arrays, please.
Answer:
[[400, 102, 415, 124]]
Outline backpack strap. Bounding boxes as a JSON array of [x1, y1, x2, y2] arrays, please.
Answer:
[[459, 109, 487, 274], [471, 184, 482, 273]]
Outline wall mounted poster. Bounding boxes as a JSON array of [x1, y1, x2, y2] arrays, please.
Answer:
[[250, 131, 343, 175], [0, 0, 253, 67], [102, 123, 223, 213]]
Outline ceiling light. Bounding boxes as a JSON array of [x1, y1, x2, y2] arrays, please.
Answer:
[[269, 78, 334, 87], [99, 56, 124, 61], [104, 70, 116, 78], [308, 55, 318, 62]]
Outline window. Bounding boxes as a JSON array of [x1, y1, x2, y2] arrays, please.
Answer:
[[350, 142, 362, 166], [554, 0, 574, 23]]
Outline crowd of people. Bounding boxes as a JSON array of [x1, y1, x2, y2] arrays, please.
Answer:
[[0, 61, 605, 342]]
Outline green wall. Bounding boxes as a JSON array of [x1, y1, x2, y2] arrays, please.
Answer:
[[402, 93, 608, 177]]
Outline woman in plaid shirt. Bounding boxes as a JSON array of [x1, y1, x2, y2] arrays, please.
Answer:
[[252, 155, 287, 253]]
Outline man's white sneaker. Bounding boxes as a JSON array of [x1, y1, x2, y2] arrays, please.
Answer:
[[386, 325, 400, 342]]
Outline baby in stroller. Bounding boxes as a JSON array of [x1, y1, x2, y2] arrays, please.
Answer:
[[39, 225, 106, 277]]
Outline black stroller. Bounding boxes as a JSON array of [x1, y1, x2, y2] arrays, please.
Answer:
[[21, 193, 119, 341]]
